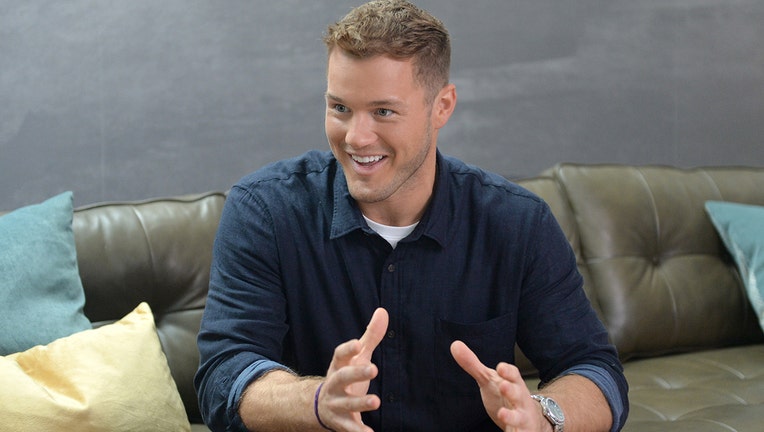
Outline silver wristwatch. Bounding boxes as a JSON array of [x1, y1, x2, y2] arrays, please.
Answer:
[[531, 394, 565, 432]]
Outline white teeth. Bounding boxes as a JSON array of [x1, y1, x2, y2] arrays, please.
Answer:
[[351, 155, 384, 164]]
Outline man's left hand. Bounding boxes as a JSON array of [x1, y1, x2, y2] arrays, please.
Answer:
[[450, 340, 547, 432]]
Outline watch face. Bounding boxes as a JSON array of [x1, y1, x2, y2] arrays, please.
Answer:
[[546, 398, 565, 423]]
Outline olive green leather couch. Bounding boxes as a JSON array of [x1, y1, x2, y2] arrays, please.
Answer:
[[68, 164, 764, 431], [518, 164, 764, 432]]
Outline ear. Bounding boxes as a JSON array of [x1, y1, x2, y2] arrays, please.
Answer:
[[431, 83, 457, 130]]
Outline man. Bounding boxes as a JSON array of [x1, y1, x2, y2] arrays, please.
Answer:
[[195, 1, 628, 431]]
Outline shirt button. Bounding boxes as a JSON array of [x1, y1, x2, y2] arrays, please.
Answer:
[[387, 264, 395, 272], [386, 393, 396, 403], [386, 330, 396, 339]]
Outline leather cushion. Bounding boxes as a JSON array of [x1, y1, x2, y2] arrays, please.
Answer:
[[623, 344, 764, 431], [549, 165, 764, 359], [72, 191, 226, 423]]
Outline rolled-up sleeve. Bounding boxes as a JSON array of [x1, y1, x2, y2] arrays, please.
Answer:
[[194, 184, 291, 431], [517, 203, 629, 431]]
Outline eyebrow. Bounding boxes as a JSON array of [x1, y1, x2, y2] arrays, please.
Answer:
[[325, 92, 405, 108]]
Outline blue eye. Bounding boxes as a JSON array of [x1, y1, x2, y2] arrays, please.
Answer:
[[376, 108, 393, 117], [333, 104, 349, 113]]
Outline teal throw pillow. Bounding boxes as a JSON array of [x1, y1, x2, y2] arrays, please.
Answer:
[[0, 192, 92, 355], [705, 201, 764, 333]]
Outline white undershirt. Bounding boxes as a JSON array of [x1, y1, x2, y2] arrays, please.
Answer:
[[363, 215, 419, 249]]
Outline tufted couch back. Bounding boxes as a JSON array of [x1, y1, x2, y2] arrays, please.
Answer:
[[63, 164, 764, 426], [72, 191, 226, 424], [518, 164, 764, 361]]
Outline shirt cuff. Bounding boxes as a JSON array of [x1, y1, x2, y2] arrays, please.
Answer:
[[562, 364, 625, 432], [227, 359, 294, 430]]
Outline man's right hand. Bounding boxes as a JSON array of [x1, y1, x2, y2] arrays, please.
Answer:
[[316, 307, 389, 431], [238, 308, 389, 432]]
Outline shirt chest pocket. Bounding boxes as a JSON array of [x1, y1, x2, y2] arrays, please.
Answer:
[[434, 312, 517, 397]]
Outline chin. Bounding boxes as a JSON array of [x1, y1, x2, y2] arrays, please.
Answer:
[[347, 182, 386, 204], [347, 185, 375, 203]]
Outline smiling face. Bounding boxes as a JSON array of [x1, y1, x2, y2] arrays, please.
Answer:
[[325, 49, 456, 225]]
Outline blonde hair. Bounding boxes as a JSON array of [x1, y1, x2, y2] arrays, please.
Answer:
[[323, 0, 451, 101]]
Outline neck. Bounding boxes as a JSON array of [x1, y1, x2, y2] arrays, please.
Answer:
[[360, 195, 430, 226]]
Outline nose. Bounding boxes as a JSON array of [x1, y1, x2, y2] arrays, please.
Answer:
[[345, 114, 376, 148]]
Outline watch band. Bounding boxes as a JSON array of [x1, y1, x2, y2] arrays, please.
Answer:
[[531, 394, 565, 432]]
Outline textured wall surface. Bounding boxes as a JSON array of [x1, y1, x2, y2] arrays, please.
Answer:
[[2, 0, 763, 208]]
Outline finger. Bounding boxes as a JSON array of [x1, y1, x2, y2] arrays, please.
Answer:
[[497, 394, 540, 431], [328, 392, 382, 414], [328, 339, 362, 372], [319, 387, 379, 432], [357, 308, 389, 359], [496, 363, 530, 410], [450, 340, 494, 387], [329, 364, 379, 389], [496, 362, 523, 384], [498, 406, 517, 429], [322, 380, 381, 413], [332, 412, 377, 432]]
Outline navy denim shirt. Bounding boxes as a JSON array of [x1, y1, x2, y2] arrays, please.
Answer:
[[196, 150, 628, 431]]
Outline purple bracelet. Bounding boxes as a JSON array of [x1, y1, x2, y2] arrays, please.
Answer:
[[314, 382, 336, 431]]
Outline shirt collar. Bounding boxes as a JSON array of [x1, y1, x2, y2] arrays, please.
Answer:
[[330, 164, 371, 239], [329, 151, 450, 249]]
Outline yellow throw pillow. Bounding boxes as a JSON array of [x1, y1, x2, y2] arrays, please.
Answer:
[[0, 302, 191, 432]]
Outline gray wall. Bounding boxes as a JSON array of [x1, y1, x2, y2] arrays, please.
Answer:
[[2, 0, 763, 209]]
